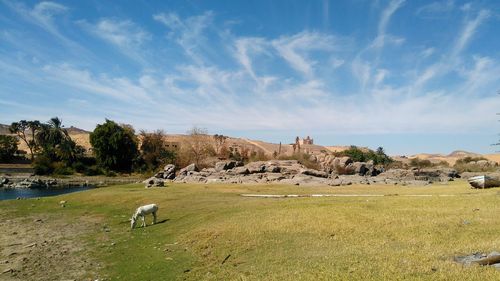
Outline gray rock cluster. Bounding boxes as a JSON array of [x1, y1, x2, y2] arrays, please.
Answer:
[[155, 160, 460, 186], [0, 177, 58, 189], [376, 168, 459, 186], [143, 164, 178, 188]]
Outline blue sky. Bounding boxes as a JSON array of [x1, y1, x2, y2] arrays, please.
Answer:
[[1, 0, 499, 155]]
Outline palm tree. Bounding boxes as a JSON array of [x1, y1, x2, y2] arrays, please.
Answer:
[[36, 117, 77, 163]]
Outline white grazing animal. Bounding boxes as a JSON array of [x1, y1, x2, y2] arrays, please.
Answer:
[[131, 204, 158, 229]]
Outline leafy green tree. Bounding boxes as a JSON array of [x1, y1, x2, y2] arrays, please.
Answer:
[[9, 120, 42, 161], [335, 146, 392, 165], [90, 119, 139, 172], [0, 135, 18, 163]]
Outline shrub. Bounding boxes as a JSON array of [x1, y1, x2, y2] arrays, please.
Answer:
[[33, 155, 54, 175], [386, 160, 407, 170], [278, 153, 321, 170], [409, 158, 433, 169], [334, 146, 393, 165], [437, 160, 450, 167], [248, 150, 270, 162], [72, 161, 87, 173], [83, 166, 103, 176], [454, 156, 487, 165], [453, 157, 497, 173], [0, 135, 18, 163], [53, 165, 74, 175]]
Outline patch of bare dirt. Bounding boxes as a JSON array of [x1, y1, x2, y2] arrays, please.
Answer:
[[0, 214, 103, 281]]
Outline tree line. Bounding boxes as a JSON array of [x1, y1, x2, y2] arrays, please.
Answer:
[[0, 118, 270, 175]]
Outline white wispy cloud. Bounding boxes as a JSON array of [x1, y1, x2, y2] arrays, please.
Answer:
[[234, 37, 268, 82], [459, 56, 500, 96], [78, 18, 151, 63], [413, 9, 491, 90], [153, 11, 214, 64], [3, 1, 70, 43], [272, 31, 337, 78], [42, 64, 153, 103], [452, 9, 490, 56], [352, 0, 405, 92], [373, 0, 405, 50], [416, 0, 455, 18]]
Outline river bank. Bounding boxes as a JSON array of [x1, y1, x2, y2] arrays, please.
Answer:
[[0, 174, 146, 190]]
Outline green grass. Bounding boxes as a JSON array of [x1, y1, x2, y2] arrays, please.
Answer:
[[2, 181, 500, 280]]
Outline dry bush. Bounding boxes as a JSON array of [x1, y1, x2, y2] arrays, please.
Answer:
[[278, 153, 321, 170], [176, 127, 216, 169]]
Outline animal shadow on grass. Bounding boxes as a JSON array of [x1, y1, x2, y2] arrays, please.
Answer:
[[118, 218, 170, 226], [156, 219, 169, 225]]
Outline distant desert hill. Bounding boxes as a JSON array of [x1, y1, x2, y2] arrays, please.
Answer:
[[66, 126, 90, 134]]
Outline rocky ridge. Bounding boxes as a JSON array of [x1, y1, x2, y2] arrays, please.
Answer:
[[144, 159, 460, 188]]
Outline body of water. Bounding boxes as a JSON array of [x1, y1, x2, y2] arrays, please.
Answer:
[[0, 186, 94, 201]]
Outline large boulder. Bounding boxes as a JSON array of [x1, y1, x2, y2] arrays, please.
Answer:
[[300, 169, 328, 178], [347, 162, 369, 176], [264, 173, 287, 182], [163, 164, 176, 179], [177, 163, 199, 177], [227, 167, 250, 175], [215, 161, 242, 172], [337, 157, 353, 168], [246, 162, 266, 174], [143, 177, 165, 188], [1, 177, 10, 185]]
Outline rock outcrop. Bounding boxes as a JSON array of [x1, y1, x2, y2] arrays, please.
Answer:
[[165, 161, 460, 186]]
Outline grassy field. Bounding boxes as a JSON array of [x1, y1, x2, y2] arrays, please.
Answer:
[[1, 180, 500, 280]]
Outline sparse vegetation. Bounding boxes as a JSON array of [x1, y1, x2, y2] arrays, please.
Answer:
[[176, 127, 215, 168], [409, 157, 434, 169], [278, 152, 321, 170], [453, 156, 497, 173], [334, 146, 393, 165]]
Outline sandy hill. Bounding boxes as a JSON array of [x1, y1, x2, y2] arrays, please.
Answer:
[[66, 126, 90, 134]]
